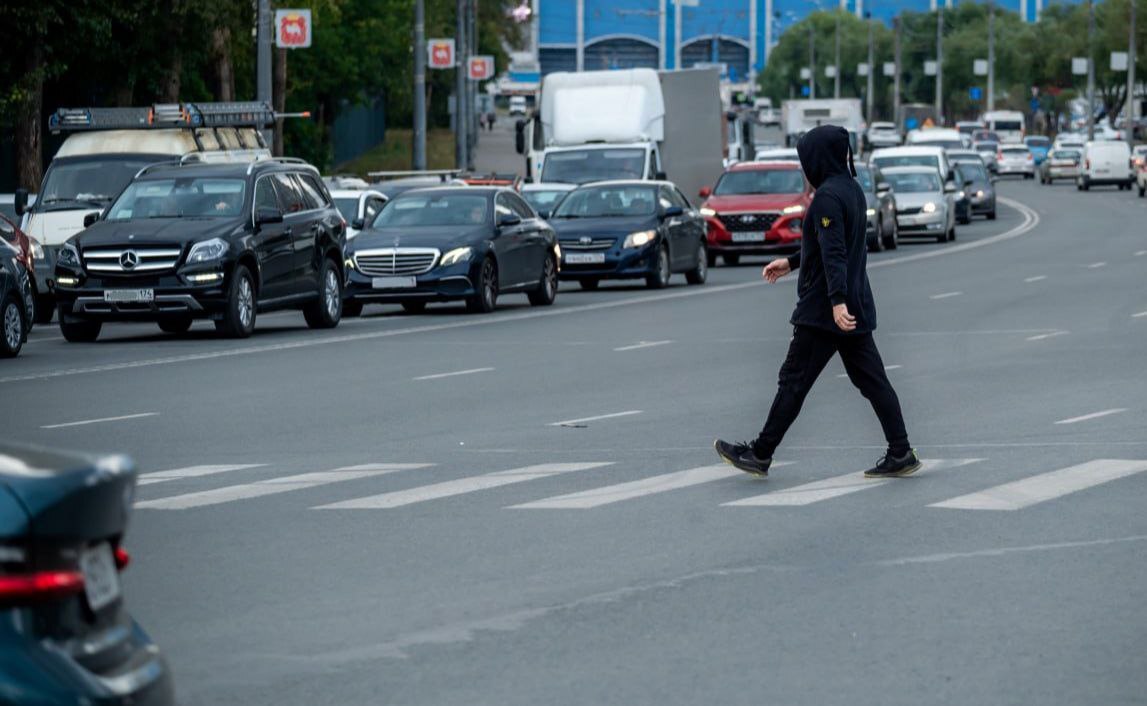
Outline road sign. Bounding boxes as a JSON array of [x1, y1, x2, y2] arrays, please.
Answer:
[[801, 85, 811, 97], [858, 62, 869, 77], [1030, 97, 1041, 113], [1072, 57, 1088, 75], [428, 38, 456, 69], [973, 59, 988, 76], [883, 62, 896, 77], [800, 67, 811, 80], [274, 10, 312, 49], [468, 55, 495, 81], [970, 87, 983, 101], [1111, 51, 1129, 71], [924, 60, 937, 76], [825, 65, 837, 78]]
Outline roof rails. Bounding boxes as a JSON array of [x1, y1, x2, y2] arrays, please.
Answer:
[[367, 169, 462, 181], [245, 155, 318, 175], [49, 102, 278, 133]]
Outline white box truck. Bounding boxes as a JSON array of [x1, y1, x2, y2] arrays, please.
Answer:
[[781, 98, 864, 153]]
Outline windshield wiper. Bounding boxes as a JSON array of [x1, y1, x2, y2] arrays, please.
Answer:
[[40, 197, 108, 208]]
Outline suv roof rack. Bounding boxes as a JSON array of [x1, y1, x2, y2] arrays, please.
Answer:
[[245, 155, 318, 175], [49, 102, 279, 133]]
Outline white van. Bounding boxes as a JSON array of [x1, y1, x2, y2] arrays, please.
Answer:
[[15, 103, 272, 321], [1078, 140, 1134, 191], [982, 111, 1025, 144], [509, 95, 528, 116]]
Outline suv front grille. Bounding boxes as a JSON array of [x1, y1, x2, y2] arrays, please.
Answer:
[[718, 212, 780, 232], [560, 237, 614, 251], [83, 246, 182, 273], [354, 248, 439, 276]]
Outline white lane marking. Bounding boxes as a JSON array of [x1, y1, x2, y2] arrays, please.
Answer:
[[412, 367, 494, 381], [724, 459, 983, 507], [0, 198, 1039, 387], [314, 462, 612, 509], [614, 340, 672, 352], [1087, 261, 1108, 269], [510, 462, 796, 509], [549, 410, 643, 427], [1023, 275, 1047, 283], [929, 459, 1147, 511], [1053, 408, 1128, 425], [1135, 250, 1147, 256], [135, 463, 431, 510], [929, 291, 963, 300], [877, 534, 1147, 566], [137, 464, 266, 486], [1026, 330, 1069, 341], [836, 364, 901, 379], [41, 412, 158, 429], [1133, 310, 1147, 318]]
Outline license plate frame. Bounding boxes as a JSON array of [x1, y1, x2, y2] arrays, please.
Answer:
[[731, 231, 767, 243], [103, 289, 154, 303], [79, 543, 121, 612], [564, 253, 606, 265], [371, 276, 417, 289]]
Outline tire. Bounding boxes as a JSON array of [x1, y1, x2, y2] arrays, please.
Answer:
[[948, 222, 957, 242], [303, 258, 342, 329], [987, 209, 997, 220], [401, 301, 427, 314], [214, 264, 257, 338], [466, 257, 498, 313], [579, 278, 599, 291], [685, 243, 708, 285], [33, 295, 54, 325], [527, 255, 558, 306], [157, 317, 193, 334], [1138, 184, 1145, 198], [342, 299, 363, 317], [884, 215, 899, 250], [721, 254, 740, 266], [645, 245, 671, 289], [1081, 178, 1090, 191], [936, 227, 947, 243], [868, 220, 885, 253], [60, 318, 101, 343], [1, 296, 24, 357]]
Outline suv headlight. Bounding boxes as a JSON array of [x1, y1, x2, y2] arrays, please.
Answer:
[[782, 204, 804, 215], [922, 202, 937, 214], [623, 230, 656, 248], [699, 207, 717, 217], [57, 242, 80, 267], [29, 237, 44, 260], [440, 246, 472, 267], [186, 238, 229, 264], [865, 208, 876, 217]]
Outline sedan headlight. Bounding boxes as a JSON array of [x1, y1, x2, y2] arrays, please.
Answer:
[[922, 202, 937, 214], [623, 230, 656, 249], [975, 190, 985, 198], [29, 237, 44, 260], [865, 208, 876, 217], [186, 237, 230, 264], [955, 191, 966, 201], [782, 204, 805, 215], [699, 207, 717, 217], [57, 242, 80, 266], [440, 246, 473, 267]]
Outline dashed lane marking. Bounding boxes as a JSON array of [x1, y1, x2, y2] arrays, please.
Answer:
[[1087, 261, 1108, 269], [412, 367, 494, 381], [1133, 311, 1147, 318], [929, 291, 964, 300], [549, 410, 643, 427], [614, 340, 672, 352], [1054, 408, 1128, 425], [137, 464, 267, 486], [929, 459, 1147, 511], [1026, 330, 1069, 341], [1023, 275, 1047, 283], [41, 412, 158, 429]]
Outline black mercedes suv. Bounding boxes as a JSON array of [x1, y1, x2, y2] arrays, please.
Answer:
[[54, 159, 346, 341]]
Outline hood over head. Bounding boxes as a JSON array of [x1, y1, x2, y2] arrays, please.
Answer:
[[797, 125, 856, 188]]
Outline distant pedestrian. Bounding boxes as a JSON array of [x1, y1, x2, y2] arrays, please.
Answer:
[[714, 124, 919, 479]]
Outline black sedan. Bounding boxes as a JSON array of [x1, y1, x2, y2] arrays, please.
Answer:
[[954, 160, 998, 221], [0, 443, 175, 704], [855, 165, 898, 252], [343, 187, 559, 314], [1, 240, 32, 357], [548, 180, 707, 289]]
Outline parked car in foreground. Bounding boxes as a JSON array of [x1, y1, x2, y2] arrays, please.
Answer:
[[954, 160, 997, 221], [0, 442, 175, 704], [54, 159, 346, 342], [1078, 140, 1134, 191], [996, 144, 1036, 178], [550, 180, 706, 288], [1039, 148, 1082, 184], [883, 166, 956, 243], [1, 242, 33, 356], [344, 186, 559, 314], [855, 164, 898, 252], [698, 161, 810, 265]]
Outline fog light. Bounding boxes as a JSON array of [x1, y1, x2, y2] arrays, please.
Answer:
[[187, 272, 223, 284], [56, 275, 79, 287]]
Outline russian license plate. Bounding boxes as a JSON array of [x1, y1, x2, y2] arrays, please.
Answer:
[[731, 231, 766, 242], [372, 276, 417, 289], [564, 253, 605, 265], [79, 543, 120, 612], [103, 289, 154, 303]]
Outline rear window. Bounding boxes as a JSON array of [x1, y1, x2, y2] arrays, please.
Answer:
[[1001, 147, 1029, 155], [1025, 137, 1050, 147], [992, 120, 1023, 131]]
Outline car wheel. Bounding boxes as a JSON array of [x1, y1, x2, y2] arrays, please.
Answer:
[[528, 255, 558, 306], [343, 299, 364, 317], [1, 295, 24, 357], [466, 257, 498, 313], [401, 301, 427, 314], [869, 219, 885, 253], [987, 208, 997, 220], [884, 216, 899, 250], [579, 278, 600, 291], [722, 254, 740, 266], [215, 264, 256, 338], [303, 258, 342, 329], [33, 295, 54, 325], [1139, 184, 1145, 197], [646, 245, 671, 289], [157, 317, 193, 334], [685, 243, 708, 285], [1081, 178, 1090, 191], [60, 318, 101, 343]]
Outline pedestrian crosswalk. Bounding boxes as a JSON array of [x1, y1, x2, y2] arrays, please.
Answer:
[[131, 457, 1147, 514]]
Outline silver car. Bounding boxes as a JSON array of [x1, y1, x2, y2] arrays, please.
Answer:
[[997, 144, 1036, 179], [1039, 149, 1082, 184], [881, 166, 956, 243]]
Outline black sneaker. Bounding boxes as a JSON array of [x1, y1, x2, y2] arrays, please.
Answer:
[[714, 439, 772, 477], [863, 449, 922, 478]]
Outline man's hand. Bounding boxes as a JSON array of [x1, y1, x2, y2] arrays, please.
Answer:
[[762, 258, 791, 283], [833, 303, 856, 332]]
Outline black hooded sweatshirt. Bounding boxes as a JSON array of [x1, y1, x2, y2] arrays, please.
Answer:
[[785, 125, 877, 334]]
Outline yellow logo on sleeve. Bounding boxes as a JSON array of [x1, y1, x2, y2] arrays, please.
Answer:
[[820, 216, 832, 228]]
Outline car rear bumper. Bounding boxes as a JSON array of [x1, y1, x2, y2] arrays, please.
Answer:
[[997, 164, 1034, 175], [1083, 173, 1134, 184]]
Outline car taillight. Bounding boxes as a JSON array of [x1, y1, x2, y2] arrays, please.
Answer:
[[114, 546, 130, 571], [0, 570, 85, 604], [1026, 153, 1033, 161]]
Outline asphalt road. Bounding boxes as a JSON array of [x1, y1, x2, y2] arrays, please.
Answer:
[[4, 177, 1147, 705]]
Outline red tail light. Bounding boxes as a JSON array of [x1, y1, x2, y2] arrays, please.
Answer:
[[114, 546, 131, 571], [1026, 153, 1033, 161], [0, 570, 85, 603]]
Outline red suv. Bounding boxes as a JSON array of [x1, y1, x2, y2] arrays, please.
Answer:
[[698, 161, 812, 266]]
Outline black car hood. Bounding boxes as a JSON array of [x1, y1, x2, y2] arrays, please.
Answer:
[[75, 217, 235, 247], [550, 215, 658, 238], [351, 225, 489, 251]]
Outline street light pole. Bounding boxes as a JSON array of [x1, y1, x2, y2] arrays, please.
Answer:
[[1087, 0, 1096, 141], [413, 0, 427, 170], [893, 16, 901, 126], [455, 0, 467, 170], [834, 12, 841, 98], [1129, 0, 1138, 124], [866, 13, 875, 121], [256, 0, 272, 145], [809, 22, 816, 99], [987, 0, 996, 112], [936, 7, 943, 124]]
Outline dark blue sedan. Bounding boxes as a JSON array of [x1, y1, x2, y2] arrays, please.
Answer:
[[548, 181, 708, 290]]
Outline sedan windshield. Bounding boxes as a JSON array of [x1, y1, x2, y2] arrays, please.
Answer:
[[885, 172, 941, 193], [553, 185, 657, 218], [372, 194, 489, 227], [873, 155, 939, 171], [541, 149, 646, 184], [974, 143, 999, 153], [522, 190, 569, 212], [39, 158, 158, 207], [1025, 137, 1050, 147], [714, 169, 804, 196], [106, 178, 246, 219], [957, 163, 989, 182]]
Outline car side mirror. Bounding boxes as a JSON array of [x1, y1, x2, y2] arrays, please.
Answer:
[[662, 205, 685, 218], [83, 211, 100, 228], [538, 210, 551, 220], [351, 217, 365, 230], [13, 189, 28, 216], [255, 206, 284, 226], [497, 213, 522, 228], [943, 183, 957, 194], [876, 182, 892, 194], [990, 176, 1000, 183], [655, 171, 668, 181], [698, 186, 712, 199]]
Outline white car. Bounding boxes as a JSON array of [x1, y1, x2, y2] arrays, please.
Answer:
[[509, 96, 528, 116], [521, 183, 575, 217], [906, 127, 965, 150], [1078, 140, 1134, 191], [755, 147, 800, 162], [881, 166, 957, 243], [329, 189, 388, 238], [1053, 133, 1086, 151], [869, 146, 954, 184], [996, 144, 1035, 179], [865, 122, 902, 150]]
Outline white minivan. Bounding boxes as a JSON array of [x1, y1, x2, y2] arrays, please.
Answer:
[[982, 111, 1026, 144], [1078, 140, 1134, 191]]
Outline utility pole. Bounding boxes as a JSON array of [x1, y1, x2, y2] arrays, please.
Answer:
[[834, 12, 842, 98], [809, 22, 816, 99], [1087, 0, 1096, 141], [987, 0, 996, 112], [256, 0, 272, 145], [866, 12, 875, 121], [935, 7, 944, 124], [468, 0, 478, 170], [1129, 0, 1138, 124], [455, 0, 467, 170], [413, 0, 427, 170], [893, 16, 902, 127]]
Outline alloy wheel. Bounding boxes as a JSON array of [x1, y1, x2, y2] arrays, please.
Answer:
[[3, 302, 21, 351], [238, 277, 254, 329], [324, 269, 339, 319]]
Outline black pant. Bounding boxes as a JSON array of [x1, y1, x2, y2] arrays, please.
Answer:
[[754, 325, 910, 458]]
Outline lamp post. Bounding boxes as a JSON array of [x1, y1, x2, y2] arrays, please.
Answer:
[[413, 0, 427, 170], [809, 22, 816, 99], [866, 12, 875, 121], [893, 16, 902, 125], [1087, 0, 1096, 141], [987, 0, 996, 112], [834, 11, 842, 98], [935, 6, 943, 124]]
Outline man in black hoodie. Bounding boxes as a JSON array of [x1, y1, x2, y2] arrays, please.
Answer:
[[714, 125, 919, 478]]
